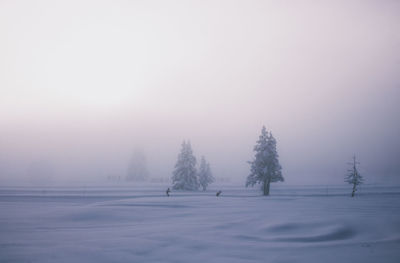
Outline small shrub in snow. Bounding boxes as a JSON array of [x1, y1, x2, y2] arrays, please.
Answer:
[[345, 155, 363, 197]]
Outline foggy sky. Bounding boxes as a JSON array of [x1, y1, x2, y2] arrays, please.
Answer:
[[1, 0, 399, 185]]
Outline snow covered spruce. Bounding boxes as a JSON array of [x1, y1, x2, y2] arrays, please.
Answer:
[[246, 126, 284, 195], [345, 155, 364, 197], [171, 141, 214, 191], [198, 156, 215, 191]]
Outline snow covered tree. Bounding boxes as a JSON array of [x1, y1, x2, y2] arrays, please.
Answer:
[[198, 156, 214, 191], [246, 126, 284, 195], [126, 149, 148, 181], [345, 155, 363, 197], [172, 141, 199, 190]]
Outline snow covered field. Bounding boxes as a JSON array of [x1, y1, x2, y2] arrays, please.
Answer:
[[1, 184, 399, 263]]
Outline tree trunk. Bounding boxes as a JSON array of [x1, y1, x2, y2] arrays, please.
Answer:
[[263, 178, 270, 196], [351, 183, 356, 197]]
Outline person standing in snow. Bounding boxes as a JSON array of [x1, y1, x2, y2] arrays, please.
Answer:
[[166, 188, 171, 197]]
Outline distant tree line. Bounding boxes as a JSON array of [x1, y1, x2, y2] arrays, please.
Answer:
[[139, 125, 363, 198]]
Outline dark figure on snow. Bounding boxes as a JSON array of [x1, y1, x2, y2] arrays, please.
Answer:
[[166, 188, 171, 197], [216, 190, 222, 197]]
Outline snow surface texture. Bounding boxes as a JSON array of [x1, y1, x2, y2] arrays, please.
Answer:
[[1, 185, 399, 263]]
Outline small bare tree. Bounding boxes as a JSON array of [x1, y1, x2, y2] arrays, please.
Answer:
[[345, 155, 363, 197]]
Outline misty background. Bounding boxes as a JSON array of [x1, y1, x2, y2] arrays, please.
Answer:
[[0, 0, 399, 186]]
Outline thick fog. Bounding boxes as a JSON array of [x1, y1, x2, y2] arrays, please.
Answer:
[[1, 0, 399, 185]]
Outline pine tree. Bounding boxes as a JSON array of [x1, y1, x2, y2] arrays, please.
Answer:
[[345, 155, 363, 197], [198, 156, 214, 191], [172, 141, 199, 191], [126, 149, 148, 181], [246, 126, 284, 195]]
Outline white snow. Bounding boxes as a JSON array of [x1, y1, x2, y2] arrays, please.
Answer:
[[1, 184, 399, 262]]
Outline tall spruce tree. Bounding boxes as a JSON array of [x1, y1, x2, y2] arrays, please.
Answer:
[[198, 156, 214, 191], [246, 126, 284, 195], [172, 141, 199, 190], [345, 155, 363, 197]]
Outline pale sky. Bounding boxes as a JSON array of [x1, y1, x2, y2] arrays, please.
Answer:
[[1, 0, 399, 185]]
